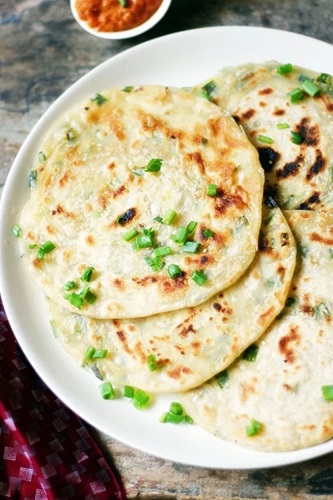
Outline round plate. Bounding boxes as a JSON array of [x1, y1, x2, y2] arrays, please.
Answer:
[[1, 26, 333, 469]]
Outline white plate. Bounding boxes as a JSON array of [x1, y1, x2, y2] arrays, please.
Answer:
[[1, 26, 333, 470]]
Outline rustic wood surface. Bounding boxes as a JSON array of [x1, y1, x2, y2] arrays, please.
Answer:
[[1, 1, 333, 498]]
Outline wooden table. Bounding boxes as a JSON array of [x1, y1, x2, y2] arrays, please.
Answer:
[[1, 1, 333, 498]]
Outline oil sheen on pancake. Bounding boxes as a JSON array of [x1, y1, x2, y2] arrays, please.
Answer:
[[19, 85, 264, 319]]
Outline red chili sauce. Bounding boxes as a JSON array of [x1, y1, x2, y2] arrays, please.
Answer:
[[75, 0, 163, 33]]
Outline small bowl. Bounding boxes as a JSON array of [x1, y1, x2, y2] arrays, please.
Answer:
[[70, 0, 172, 40]]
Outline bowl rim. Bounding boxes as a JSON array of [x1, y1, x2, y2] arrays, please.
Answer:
[[70, 0, 173, 39]]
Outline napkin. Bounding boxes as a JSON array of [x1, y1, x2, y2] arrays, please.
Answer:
[[0, 300, 126, 499]]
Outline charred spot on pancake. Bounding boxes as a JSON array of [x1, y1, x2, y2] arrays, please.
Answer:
[[113, 278, 125, 291], [161, 276, 187, 294], [296, 117, 320, 147], [306, 150, 325, 180], [258, 87, 273, 95], [232, 114, 240, 124], [116, 207, 136, 226], [258, 233, 272, 254], [273, 108, 286, 116], [167, 366, 192, 379], [212, 302, 222, 312], [309, 232, 333, 246], [112, 185, 127, 199], [177, 324, 195, 338], [132, 276, 158, 287], [241, 108, 256, 120], [258, 147, 280, 172], [186, 151, 205, 174], [276, 155, 302, 179], [296, 192, 320, 210], [278, 326, 300, 363], [85, 235, 95, 246], [280, 233, 290, 247], [214, 191, 247, 216]]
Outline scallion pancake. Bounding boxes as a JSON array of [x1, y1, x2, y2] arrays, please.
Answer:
[[194, 62, 333, 210], [19, 85, 264, 319], [47, 201, 296, 393], [181, 210, 333, 451]]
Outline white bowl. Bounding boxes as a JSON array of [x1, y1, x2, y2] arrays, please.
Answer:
[[70, 0, 172, 39]]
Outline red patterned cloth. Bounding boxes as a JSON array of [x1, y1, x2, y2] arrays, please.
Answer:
[[0, 300, 126, 499]]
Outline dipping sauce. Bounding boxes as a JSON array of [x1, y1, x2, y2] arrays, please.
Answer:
[[75, 0, 163, 33]]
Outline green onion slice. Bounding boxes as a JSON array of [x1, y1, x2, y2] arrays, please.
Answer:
[[38, 151, 46, 162], [145, 158, 163, 172], [277, 123, 289, 130], [91, 93, 107, 106], [162, 208, 177, 225], [191, 270, 207, 286], [257, 134, 273, 144], [12, 224, 22, 238], [37, 240, 56, 260], [169, 402, 184, 416], [277, 63, 293, 75], [63, 280, 78, 291], [290, 131, 303, 145], [216, 370, 228, 388], [203, 228, 215, 238], [170, 226, 188, 245], [207, 183, 218, 196], [153, 246, 172, 258], [321, 385, 333, 401], [123, 227, 139, 242], [124, 385, 135, 398], [80, 285, 97, 305], [301, 78, 320, 97], [84, 346, 96, 361], [181, 241, 201, 253], [122, 85, 133, 92], [80, 266, 94, 283], [147, 353, 158, 371], [242, 344, 259, 362], [167, 264, 183, 279], [67, 292, 84, 310], [133, 234, 154, 250], [288, 87, 304, 103], [132, 389, 150, 410], [317, 73, 331, 84], [99, 382, 115, 400], [186, 220, 198, 234], [144, 255, 165, 272], [246, 419, 263, 437], [92, 348, 108, 359]]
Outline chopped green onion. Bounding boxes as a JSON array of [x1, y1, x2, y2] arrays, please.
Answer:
[[133, 234, 154, 250], [29, 170, 37, 188], [144, 255, 165, 272], [12, 224, 22, 237], [246, 419, 263, 437], [317, 73, 331, 84], [80, 266, 94, 283], [216, 370, 228, 388], [67, 292, 84, 310], [80, 285, 97, 305], [169, 402, 184, 416], [99, 382, 115, 400], [159, 412, 169, 423], [122, 85, 133, 92], [132, 389, 150, 410], [92, 349, 108, 359], [37, 240, 56, 260], [63, 280, 78, 291], [301, 78, 320, 97], [207, 183, 218, 196], [203, 228, 215, 238], [242, 344, 259, 362], [124, 385, 135, 398], [321, 385, 333, 401], [28, 243, 37, 249], [288, 87, 304, 103], [167, 264, 183, 279], [186, 220, 198, 234], [277, 123, 289, 130], [147, 353, 158, 371], [66, 128, 76, 141], [170, 226, 189, 245], [162, 208, 177, 225], [257, 134, 274, 144], [277, 63, 293, 75], [145, 158, 163, 172], [154, 216, 163, 223], [84, 346, 96, 361], [191, 270, 207, 286], [91, 93, 107, 106], [165, 412, 184, 424], [143, 227, 154, 237], [199, 80, 216, 101], [184, 415, 194, 424], [153, 246, 172, 258], [290, 131, 303, 145], [181, 241, 201, 253], [123, 227, 139, 242], [38, 151, 46, 162]]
